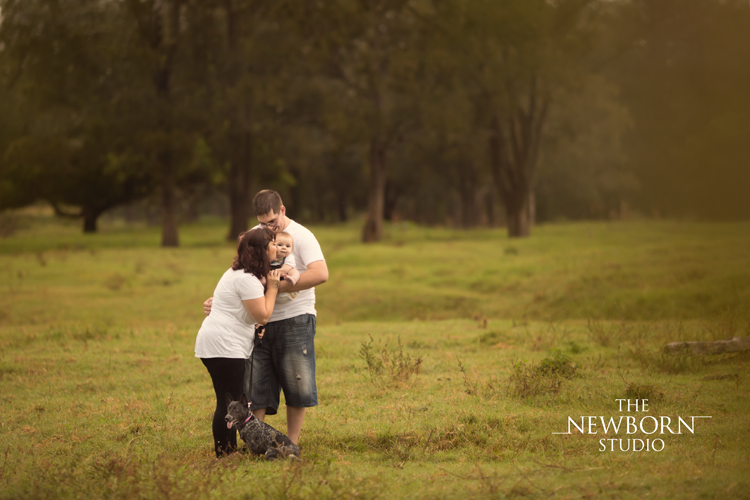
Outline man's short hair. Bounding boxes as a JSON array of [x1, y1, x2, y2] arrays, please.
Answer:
[[253, 190, 283, 216]]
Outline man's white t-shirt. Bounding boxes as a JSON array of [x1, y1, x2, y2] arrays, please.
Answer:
[[195, 268, 264, 358], [256, 219, 325, 322]]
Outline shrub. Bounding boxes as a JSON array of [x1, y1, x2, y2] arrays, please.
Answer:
[[625, 382, 664, 402], [535, 350, 577, 378], [586, 319, 616, 347], [508, 351, 577, 399], [457, 359, 503, 399], [359, 334, 422, 386]]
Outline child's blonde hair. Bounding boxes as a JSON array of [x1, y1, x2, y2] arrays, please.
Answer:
[[275, 231, 293, 245]]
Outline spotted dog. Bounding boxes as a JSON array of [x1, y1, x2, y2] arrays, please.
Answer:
[[224, 393, 301, 460]]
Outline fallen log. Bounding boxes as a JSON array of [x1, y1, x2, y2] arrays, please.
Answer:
[[663, 336, 750, 356]]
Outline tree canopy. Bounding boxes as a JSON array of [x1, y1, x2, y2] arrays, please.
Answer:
[[1, 0, 748, 242]]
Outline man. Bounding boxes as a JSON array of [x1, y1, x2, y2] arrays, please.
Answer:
[[204, 190, 328, 445]]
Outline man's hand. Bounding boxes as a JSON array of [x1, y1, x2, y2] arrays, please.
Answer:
[[203, 297, 213, 316], [278, 260, 328, 293]]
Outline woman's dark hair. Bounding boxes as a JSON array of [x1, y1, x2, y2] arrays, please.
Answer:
[[232, 227, 275, 280]]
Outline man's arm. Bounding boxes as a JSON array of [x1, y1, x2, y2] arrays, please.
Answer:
[[204, 261, 327, 314], [278, 260, 328, 293]]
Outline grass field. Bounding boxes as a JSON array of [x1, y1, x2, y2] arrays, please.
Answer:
[[1, 214, 749, 499]]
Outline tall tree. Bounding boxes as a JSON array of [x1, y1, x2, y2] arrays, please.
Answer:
[[184, 1, 302, 239], [427, 0, 599, 237], [313, 0, 426, 242], [0, 0, 154, 231], [126, 0, 183, 246], [222, 0, 254, 240]]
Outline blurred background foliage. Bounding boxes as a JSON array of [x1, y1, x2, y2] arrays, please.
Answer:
[[0, 0, 748, 244]]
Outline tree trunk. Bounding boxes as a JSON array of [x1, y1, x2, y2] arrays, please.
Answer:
[[458, 162, 479, 228], [154, 0, 180, 248], [484, 191, 497, 227], [125, 0, 182, 246], [338, 200, 348, 222], [527, 189, 536, 227], [50, 203, 100, 234], [485, 75, 548, 238], [224, 1, 253, 241], [362, 139, 386, 243], [82, 207, 98, 233], [160, 158, 180, 247], [227, 180, 251, 240], [488, 113, 528, 238], [383, 180, 401, 222], [506, 192, 531, 238], [488, 115, 543, 238], [227, 117, 252, 240]]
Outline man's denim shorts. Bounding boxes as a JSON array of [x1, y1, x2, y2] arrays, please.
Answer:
[[248, 314, 318, 415]]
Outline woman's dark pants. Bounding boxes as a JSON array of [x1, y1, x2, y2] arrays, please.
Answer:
[[201, 358, 245, 458]]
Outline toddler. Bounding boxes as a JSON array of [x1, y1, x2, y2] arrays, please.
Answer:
[[271, 231, 299, 302]]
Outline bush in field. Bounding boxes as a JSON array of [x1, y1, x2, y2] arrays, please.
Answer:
[[457, 358, 503, 399], [359, 334, 422, 386], [535, 350, 578, 378], [586, 319, 616, 347], [624, 382, 665, 402], [509, 351, 577, 399]]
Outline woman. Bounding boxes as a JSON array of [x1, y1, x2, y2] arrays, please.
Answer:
[[195, 227, 281, 458]]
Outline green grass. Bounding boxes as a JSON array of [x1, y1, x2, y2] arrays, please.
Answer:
[[1, 215, 749, 499]]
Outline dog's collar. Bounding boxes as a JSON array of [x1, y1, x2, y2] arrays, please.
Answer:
[[236, 413, 255, 430]]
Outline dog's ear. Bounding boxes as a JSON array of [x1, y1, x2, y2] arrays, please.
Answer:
[[225, 393, 234, 408], [241, 393, 248, 406]]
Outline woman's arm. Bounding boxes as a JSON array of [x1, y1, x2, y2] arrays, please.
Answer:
[[242, 269, 282, 324]]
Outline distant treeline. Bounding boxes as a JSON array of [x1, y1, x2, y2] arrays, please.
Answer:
[[1, 0, 748, 244]]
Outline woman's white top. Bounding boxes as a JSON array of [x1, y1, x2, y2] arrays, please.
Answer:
[[195, 268, 264, 359]]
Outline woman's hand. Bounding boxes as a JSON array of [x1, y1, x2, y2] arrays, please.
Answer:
[[243, 270, 282, 325], [266, 269, 282, 289]]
